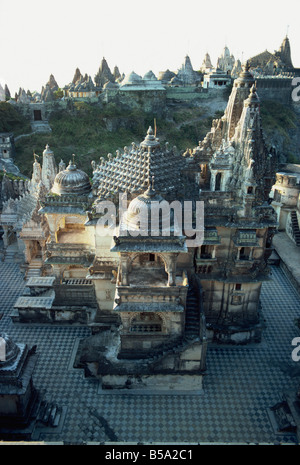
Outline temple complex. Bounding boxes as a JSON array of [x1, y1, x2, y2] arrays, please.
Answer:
[[64, 74, 102, 99], [1, 145, 56, 272], [119, 71, 165, 91], [216, 46, 235, 74], [0, 61, 283, 390], [175, 55, 201, 86], [202, 68, 232, 89], [248, 36, 299, 76], [200, 53, 213, 74]]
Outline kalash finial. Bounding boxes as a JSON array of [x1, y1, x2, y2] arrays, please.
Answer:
[[247, 83, 260, 105], [245, 60, 250, 71], [67, 154, 77, 171], [141, 126, 160, 150], [43, 144, 54, 156]]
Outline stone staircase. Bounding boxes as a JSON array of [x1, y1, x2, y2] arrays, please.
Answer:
[[4, 248, 17, 263], [36, 399, 62, 428], [290, 211, 300, 246], [3, 244, 18, 263], [142, 336, 201, 372], [26, 258, 42, 279], [30, 121, 52, 133], [140, 281, 204, 369], [185, 285, 201, 339]]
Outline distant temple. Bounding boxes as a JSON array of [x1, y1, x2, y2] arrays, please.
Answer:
[[248, 36, 297, 76], [217, 46, 235, 74]]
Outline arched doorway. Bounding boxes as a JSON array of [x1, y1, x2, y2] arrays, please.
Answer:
[[215, 172, 222, 191]]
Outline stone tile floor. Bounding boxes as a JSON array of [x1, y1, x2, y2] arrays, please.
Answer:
[[0, 261, 300, 444]]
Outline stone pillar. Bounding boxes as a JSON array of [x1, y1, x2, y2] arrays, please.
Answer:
[[210, 172, 216, 192], [167, 255, 177, 287], [212, 246, 216, 259], [120, 256, 129, 286], [23, 240, 32, 264], [51, 264, 61, 280], [16, 232, 25, 261], [39, 240, 46, 264], [2, 225, 9, 248]]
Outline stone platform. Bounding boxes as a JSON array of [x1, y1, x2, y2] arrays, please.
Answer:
[[0, 258, 300, 443]]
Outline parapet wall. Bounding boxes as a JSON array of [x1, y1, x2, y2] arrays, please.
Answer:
[[255, 78, 294, 104]]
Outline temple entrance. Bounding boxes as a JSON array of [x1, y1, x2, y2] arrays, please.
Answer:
[[35, 241, 42, 259], [215, 172, 222, 191], [33, 110, 42, 121]]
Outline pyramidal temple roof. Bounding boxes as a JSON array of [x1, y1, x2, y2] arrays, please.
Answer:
[[91, 127, 197, 201]]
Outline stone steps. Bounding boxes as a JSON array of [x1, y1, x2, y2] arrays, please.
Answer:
[[291, 211, 300, 246], [185, 287, 200, 338], [36, 400, 62, 427], [3, 251, 17, 263], [26, 269, 42, 279], [26, 258, 43, 279], [143, 333, 201, 371]]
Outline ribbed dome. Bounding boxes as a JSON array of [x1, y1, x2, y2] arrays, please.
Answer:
[[143, 70, 157, 81], [158, 69, 176, 82], [122, 184, 176, 235], [52, 160, 91, 195], [122, 71, 143, 86]]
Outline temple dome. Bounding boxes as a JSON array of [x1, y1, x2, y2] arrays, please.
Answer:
[[51, 159, 91, 195], [158, 69, 176, 82], [122, 183, 177, 236], [143, 70, 157, 81], [121, 71, 143, 86]]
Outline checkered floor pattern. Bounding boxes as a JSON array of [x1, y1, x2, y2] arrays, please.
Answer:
[[0, 261, 300, 444]]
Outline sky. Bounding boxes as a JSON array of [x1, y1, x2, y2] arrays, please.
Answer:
[[0, 0, 300, 95]]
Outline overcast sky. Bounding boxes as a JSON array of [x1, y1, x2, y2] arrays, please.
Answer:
[[0, 0, 299, 94]]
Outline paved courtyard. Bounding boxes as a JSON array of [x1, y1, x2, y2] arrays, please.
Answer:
[[0, 258, 300, 444]]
